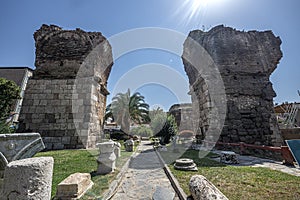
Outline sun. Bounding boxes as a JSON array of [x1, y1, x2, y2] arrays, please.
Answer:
[[190, 0, 209, 18], [175, 0, 223, 27], [192, 0, 202, 9]]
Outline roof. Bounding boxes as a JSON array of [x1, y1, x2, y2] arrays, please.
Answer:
[[169, 103, 192, 112], [0, 67, 33, 87], [274, 102, 300, 113]]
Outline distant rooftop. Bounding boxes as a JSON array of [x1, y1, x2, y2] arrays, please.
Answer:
[[0, 67, 33, 86]]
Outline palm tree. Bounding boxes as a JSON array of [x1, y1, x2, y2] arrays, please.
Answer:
[[105, 89, 150, 134]]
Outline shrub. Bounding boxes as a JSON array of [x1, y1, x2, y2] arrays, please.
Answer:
[[131, 125, 153, 137], [0, 78, 20, 134]]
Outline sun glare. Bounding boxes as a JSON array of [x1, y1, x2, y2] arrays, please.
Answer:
[[174, 0, 224, 28], [191, 0, 209, 15]]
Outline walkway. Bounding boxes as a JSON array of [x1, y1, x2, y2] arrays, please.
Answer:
[[111, 141, 179, 200]]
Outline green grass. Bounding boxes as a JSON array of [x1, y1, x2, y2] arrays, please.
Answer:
[[35, 140, 136, 199], [35, 149, 98, 198], [166, 149, 300, 200], [81, 150, 133, 199]]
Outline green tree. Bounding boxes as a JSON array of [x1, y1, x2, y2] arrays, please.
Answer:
[[0, 78, 21, 133], [149, 107, 167, 135], [154, 114, 178, 144], [131, 125, 153, 137], [105, 89, 150, 134]]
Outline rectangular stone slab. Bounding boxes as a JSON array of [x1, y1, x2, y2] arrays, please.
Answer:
[[56, 173, 93, 199]]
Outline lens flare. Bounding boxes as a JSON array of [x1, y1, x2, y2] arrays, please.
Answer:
[[174, 0, 224, 28]]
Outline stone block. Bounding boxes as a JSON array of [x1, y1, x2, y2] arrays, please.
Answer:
[[53, 143, 65, 150], [189, 175, 228, 200], [0, 133, 45, 162], [56, 173, 93, 200], [220, 151, 239, 164], [62, 137, 71, 144], [114, 142, 121, 158], [0, 157, 54, 200], [96, 141, 116, 174], [174, 158, 198, 171], [124, 139, 134, 152]]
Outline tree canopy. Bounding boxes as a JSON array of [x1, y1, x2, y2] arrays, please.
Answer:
[[154, 114, 178, 144], [149, 107, 178, 144], [0, 78, 20, 133], [105, 89, 150, 133], [131, 125, 153, 137]]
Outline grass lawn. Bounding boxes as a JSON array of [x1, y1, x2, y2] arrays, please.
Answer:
[[162, 149, 300, 200], [35, 140, 136, 199]]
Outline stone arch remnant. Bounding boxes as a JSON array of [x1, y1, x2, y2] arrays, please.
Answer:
[[18, 24, 113, 150], [183, 25, 283, 147]]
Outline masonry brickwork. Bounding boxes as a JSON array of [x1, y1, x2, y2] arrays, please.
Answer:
[[183, 25, 283, 147], [18, 25, 113, 150]]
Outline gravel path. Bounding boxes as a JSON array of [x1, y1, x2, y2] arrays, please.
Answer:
[[111, 141, 179, 200]]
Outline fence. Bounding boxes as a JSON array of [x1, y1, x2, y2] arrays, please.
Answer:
[[202, 140, 295, 165]]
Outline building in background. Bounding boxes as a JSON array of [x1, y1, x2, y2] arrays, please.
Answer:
[[169, 103, 194, 133], [274, 102, 300, 128], [0, 67, 33, 123]]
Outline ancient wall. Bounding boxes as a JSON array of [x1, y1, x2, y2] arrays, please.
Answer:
[[183, 25, 283, 146], [168, 103, 194, 133], [18, 24, 112, 150]]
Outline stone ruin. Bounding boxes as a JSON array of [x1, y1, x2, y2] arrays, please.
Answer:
[[189, 175, 228, 200], [56, 173, 93, 199], [183, 25, 283, 147], [0, 133, 47, 198], [174, 158, 198, 171], [16, 24, 283, 152], [0, 133, 45, 177], [1, 157, 54, 200], [18, 24, 113, 150], [169, 103, 194, 133]]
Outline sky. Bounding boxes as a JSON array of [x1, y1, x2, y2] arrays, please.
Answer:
[[0, 0, 299, 110]]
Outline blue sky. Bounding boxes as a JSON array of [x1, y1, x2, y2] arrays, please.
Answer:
[[0, 0, 299, 110]]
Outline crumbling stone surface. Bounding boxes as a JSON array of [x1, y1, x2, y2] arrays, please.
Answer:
[[33, 24, 112, 80], [18, 25, 113, 150], [183, 25, 283, 147], [189, 175, 228, 200], [0, 157, 54, 200]]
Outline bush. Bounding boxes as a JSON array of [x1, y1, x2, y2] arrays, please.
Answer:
[[0, 78, 20, 134], [131, 125, 153, 137], [0, 121, 14, 134], [104, 129, 130, 140], [154, 114, 178, 144]]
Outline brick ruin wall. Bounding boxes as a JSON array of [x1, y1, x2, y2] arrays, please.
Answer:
[[183, 25, 283, 147], [18, 25, 113, 150]]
